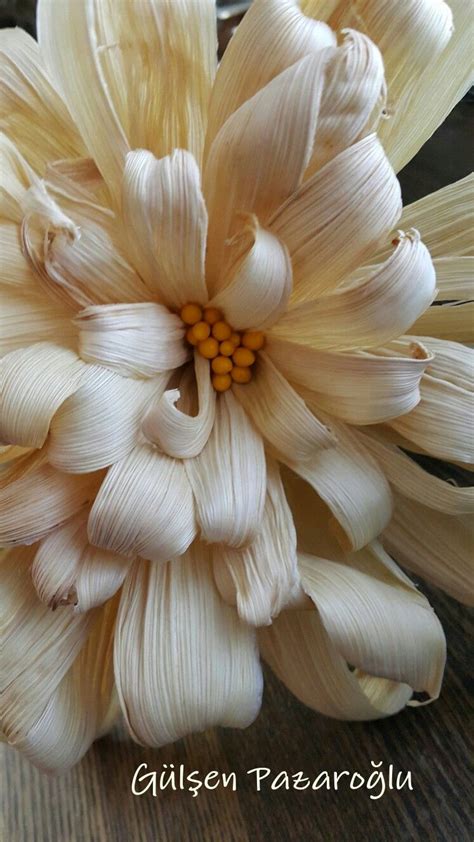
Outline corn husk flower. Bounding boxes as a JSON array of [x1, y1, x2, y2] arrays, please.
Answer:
[[1, 0, 473, 773]]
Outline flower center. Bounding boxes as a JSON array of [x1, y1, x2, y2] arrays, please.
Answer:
[[179, 304, 265, 392]]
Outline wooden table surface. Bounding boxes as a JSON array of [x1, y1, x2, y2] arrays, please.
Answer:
[[1, 6, 473, 841]]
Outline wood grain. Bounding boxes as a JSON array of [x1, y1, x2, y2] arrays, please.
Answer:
[[1, 5, 473, 841]]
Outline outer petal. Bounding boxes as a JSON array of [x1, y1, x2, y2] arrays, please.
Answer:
[[433, 256, 474, 301], [0, 343, 85, 448], [204, 50, 331, 290], [209, 217, 292, 330], [284, 420, 393, 551], [0, 289, 75, 357], [76, 302, 188, 377], [411, 302, 474, 343], [32, 511, 131, 611], [270, 134, 402, 301], [122, 149, 208, 308], [142, 353, 216, 459], [297, 544, 446, 699], [185, 390, 266, 548], [268, 337, 432, 424], [114, 546, 263, 746], [304, 0, 464, 172], [383, 494, 474, 606], [204, 0, 335, 154], [271, 230, 436, 348], [0, 28, 84, 174], [389, 374, 474, 464], [88, 445, 197, 562], [1, 549, 117, 773], [233, 352, 335, 461], [213, 458, 299, 627], [305, 29, 385, 175], [48, 367, 165, 474], [0, 221, 38, 293], [0, 454, 101, 546]]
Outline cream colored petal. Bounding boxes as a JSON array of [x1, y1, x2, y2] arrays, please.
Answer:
[[0, 343, 85, 448], [377, 0, 473, 172], [0, 289, 76, 357], [298, 547, 445, 699], [21, 179, 151, 311], [1, 546, 92, 758], [434, 256, 474, 300], [209, 217, 292, 330], [39, 0, 217, 199], [396, 174, 473, 259], [306, 29, 385, 175], [389, 373, 474, 464], [88, 445, 196, 562], [75, 302, 188, 377], [205, 0, 335, 156], [0, 28, 84, 176], [2, 551, 117, 773], [0, 131, 37, 222], [185, 390, 266, 548], [213, 458, 299, 627], [204, 50, 331, 291], [259, 605, 412, 720], [383, 494, 474, 606], [48, 367, 165, 474], [38, 0, 128, 204], [270, 134, 401, 301], [0, 221, 38, 292], [122, 149, 208, 308], [0, 454, 100, 546], [358, 431, 474, 515], [233, 352, 334, 462], [305, 0, 463, 172], [421, 336, 473, 390], [268, 337, 431, 424], [284, 419, 392, 551], [272, 230, 435, 348], [410, 302, 474, 343], [143, 354, 216, 459], [114, 545, 263, 747], [32, 511, 130, 611]]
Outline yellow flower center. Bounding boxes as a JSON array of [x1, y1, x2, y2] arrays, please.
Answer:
[[179, 304, 265, 392]]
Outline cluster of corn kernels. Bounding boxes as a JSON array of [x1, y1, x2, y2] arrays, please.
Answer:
[[179, 303, 265, 392]]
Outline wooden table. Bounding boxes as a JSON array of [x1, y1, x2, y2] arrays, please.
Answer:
[[1, 6, 473, 840]]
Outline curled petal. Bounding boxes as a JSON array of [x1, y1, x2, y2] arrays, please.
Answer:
[[76, 302, 188, 377], [285, 420, 393, 552], [306, 29, 385, 175], [2, 550, 117, 773], [383, 494, 474, 606], [213, 459, 299, 627], [269, 337, 432, 425], [233, 352, 334, 462], [49, 367, 165, 474], [389, 374, 474, 464], [205, 0, 335, 154], [143, 353, 215, 458], [185, 390, 266, 548], [122, 149, 208, 308], [204, 50, 332, 290], [32, 511, 131, 612], [0, 454, 100, 546], [210, 217, 292, 329], [88, 445, 196, 562], [270, 134, 402, 301], [272, 230, 436, 348], [114, 545, 263, 746], [0, 343, 85, 448]]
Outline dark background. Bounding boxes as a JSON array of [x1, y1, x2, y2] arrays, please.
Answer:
[[1, 2, 473, 840]]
